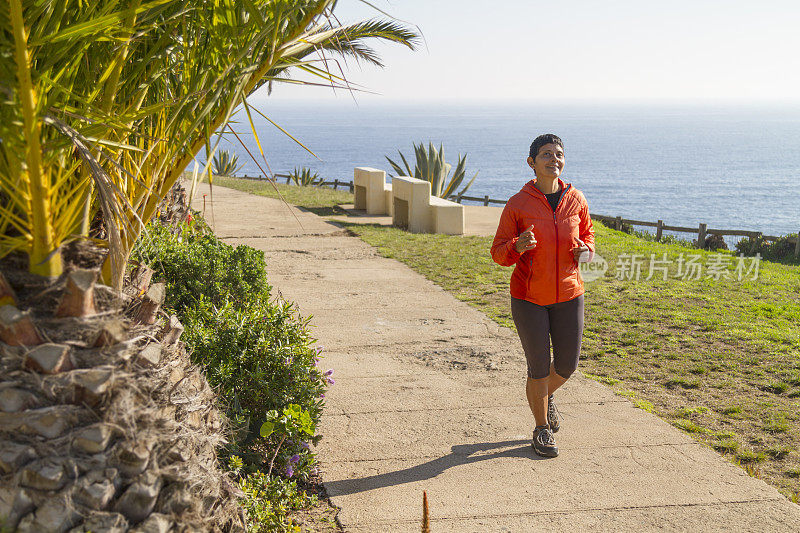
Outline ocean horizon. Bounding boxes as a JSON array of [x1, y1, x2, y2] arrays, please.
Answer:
[[208, 101, 800, 241]]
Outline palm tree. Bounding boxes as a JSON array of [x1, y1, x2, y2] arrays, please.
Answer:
[[1, 0, 419, 289]]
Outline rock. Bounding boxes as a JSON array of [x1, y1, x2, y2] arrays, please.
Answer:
[[112, 439, 153, 477], [72, 423, 115, 454], [0, 442, 37, 474], [0, 386, 39, 412], [114, 472, 162, 524], [129, 512, 172, 533], [0, 305, 42, 346], [23, 343, 74, 374], [73, 469, 118, 509], [16, 493, 79, 532], [19, 460, 69, 491], [136, 343, 162, 368], [69, 512, 129, 533]]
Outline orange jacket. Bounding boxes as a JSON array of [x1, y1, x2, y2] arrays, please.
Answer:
[[491, 178, 595, 306]]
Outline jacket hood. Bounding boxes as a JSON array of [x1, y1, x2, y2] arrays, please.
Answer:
[[522, 178, 571, 198]]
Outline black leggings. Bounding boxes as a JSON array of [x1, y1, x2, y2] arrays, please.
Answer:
[[511, 295, 584, 380]]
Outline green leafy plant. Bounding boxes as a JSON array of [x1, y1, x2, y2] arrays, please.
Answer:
[[212, 149, 243, 177], [133, 222, 327, 475], [385, 142, 478, 198], [735, 233, 799, 264], [261, 404, 316, 477], [288, 167, 322, 187]]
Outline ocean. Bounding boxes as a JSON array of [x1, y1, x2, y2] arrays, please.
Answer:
[[212, 102, 800, 241]]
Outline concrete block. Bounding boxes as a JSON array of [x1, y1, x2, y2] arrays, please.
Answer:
[[391, 176, 432, 233], [354, 167, 390, 215], [429, 196, 465, 235]]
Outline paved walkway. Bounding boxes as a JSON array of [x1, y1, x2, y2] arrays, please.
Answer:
[[195, 183, 800, 532]]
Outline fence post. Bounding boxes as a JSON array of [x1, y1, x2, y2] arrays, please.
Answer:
[[484, 195, 489, 206], [285, 176, 291, 184], [349, 181, 354, 193], [697, 223, 707, 249], [795, 230, 800, 257], [334, 179, 339, 190], [615, 216, 622, 231], [456, 194, 463, 204], [655, 220, 663, 242], [751, 232, 762, 255]]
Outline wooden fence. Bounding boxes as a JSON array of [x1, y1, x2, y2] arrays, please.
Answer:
[[230, 174, 799, 255]]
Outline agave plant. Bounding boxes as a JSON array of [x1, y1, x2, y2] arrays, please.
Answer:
[[289, 167, 322, 186], [212, 150, 242, 177], [386, 142, 478, 198]]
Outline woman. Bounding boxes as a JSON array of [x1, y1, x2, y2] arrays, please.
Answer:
[[491, 133, 595, 458]]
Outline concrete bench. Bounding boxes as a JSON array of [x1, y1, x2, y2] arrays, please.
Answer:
[[391, 176, 464, 235], [353, 167, 392, 216], [429, 195, 465, 235]]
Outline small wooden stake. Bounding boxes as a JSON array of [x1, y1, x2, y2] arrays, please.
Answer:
[[0, 305, 42, 346], [655, 220, 663, 242], [56, 269, 98, 318], [134, 283, 165, 325], [421, 491, 430, 533]]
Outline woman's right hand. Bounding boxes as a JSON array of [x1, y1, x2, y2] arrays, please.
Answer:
[[515, 224, 537, 253]]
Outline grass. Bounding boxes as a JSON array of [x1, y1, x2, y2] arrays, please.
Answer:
[[216, 176, 800, 501]]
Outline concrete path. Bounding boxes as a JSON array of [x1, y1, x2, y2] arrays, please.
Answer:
[[194, 183, 800, 532]]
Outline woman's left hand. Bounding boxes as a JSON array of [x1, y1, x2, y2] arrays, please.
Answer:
[[570, 238, 589, 263]]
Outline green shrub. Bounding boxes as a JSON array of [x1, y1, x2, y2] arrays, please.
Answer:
[[735, 233, 799, 264], [133, 220, 328, 479], [134, 223, 270, 313]]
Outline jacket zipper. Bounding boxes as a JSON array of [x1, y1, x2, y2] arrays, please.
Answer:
[[526, 182, 571, 302], [550, 185, 570, 303]]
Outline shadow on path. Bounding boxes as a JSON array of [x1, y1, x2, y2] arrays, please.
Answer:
[[326, 439, 540, 497]]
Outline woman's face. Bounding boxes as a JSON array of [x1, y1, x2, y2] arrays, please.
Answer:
[[527, 143, 565, 180]]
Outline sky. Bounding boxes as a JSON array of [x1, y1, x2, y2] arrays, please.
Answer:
[[252, 0, 800, 105]]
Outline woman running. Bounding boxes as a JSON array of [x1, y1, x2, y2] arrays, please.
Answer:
[[491, 133, 595, 457]]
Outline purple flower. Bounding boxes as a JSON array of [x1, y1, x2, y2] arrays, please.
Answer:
[[324, 369, 334, 376], [290, 454, 301, 464], [300, 442, 311, 450], [315, 346, 324, 355], [313, 357, 319, 365], [320, 394, 325, 398], [284, 464, 294, 477], [326, 377, 335, 385]]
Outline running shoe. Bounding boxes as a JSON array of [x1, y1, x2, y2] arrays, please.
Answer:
[[547, 394, 560, 433], [532, 425, 559, 458]]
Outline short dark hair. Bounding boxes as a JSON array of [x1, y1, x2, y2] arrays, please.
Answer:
[[529, 134, 564, 159]]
